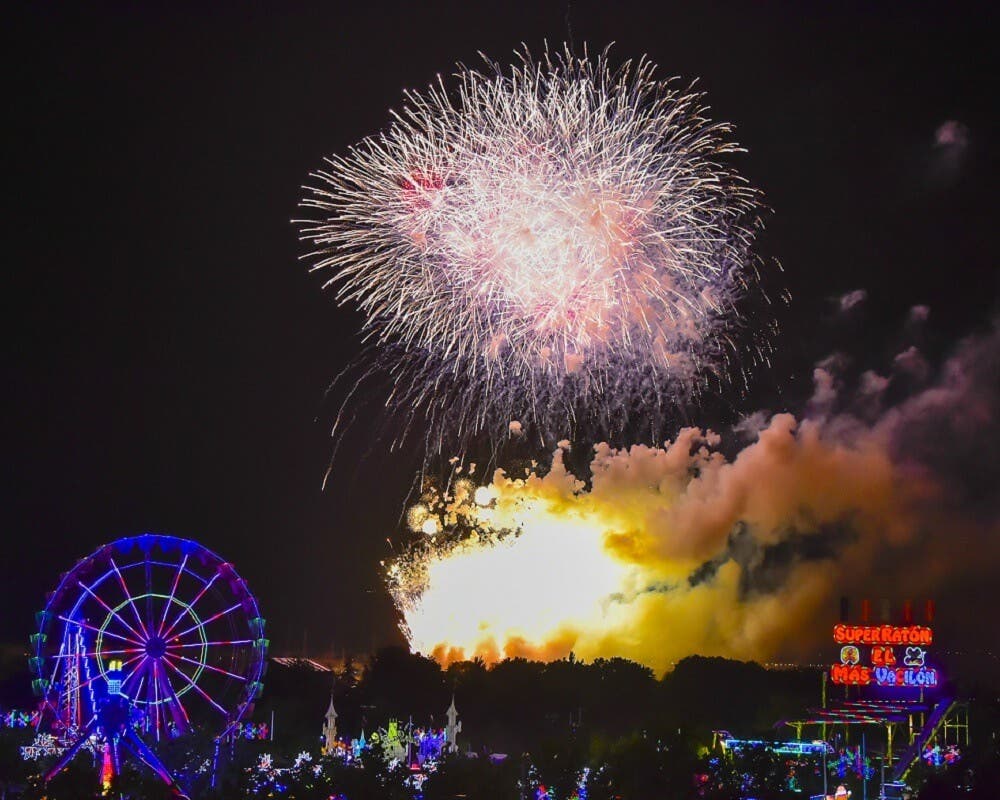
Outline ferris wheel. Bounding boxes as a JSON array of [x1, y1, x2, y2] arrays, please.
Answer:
[[29, 534, 267, 791]]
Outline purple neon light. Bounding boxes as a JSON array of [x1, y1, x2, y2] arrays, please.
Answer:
[[156, 660, 183, 730], [160, 571, 221, 640], [58, 616, 143, 648], [144, 558, 154, 636], [160, 665, 192, 727], [167, 639, 252, 649], [161, 657, 229, 716], [158, 554, 188, 637], [132, 670, 146, 704], [109, 558, 151, 639], [170, 602, 243, 641], [51, 647, 143, 659], [170, 653, 247, 682], [77, 580, 147, 643], [121, 656, 149, 689]]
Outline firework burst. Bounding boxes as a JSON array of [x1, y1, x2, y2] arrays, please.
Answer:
[[300, 45, 774, 452]]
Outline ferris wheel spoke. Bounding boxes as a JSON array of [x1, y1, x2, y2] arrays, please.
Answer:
[[164, 651, 201, 689], [143, 658, 155, 705], [46, 653, 61, 689], [149, 660, 164, 738], [160, 666, 191, 727], [58, 616, 143, 648], [160, 572, 221, 640], [166, 639, 253, 650], [170, 602, 243, 641], [157, 555, 189, 637], [144, 559, 155, 637], [161, 655, 230, 716], [164, 663, 189, 711], [121, 656, 150, 690], [109, 558, 151, 639], [77, 653, 145, 693], [153, 660, 184, 725], [130, 663, 147, 702], [170, 652, 247, 682], [51, 647, 143, 659], [77, 581, 147, 643]]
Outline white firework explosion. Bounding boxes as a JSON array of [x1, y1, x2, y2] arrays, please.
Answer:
[[299, 45, 774, 452]]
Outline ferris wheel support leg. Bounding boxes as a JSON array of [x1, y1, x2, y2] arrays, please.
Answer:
[[43, 717, 98, 783], [120, 726, 189, 798], [210, 736, 221, 789], [107, 735, 121, 791]]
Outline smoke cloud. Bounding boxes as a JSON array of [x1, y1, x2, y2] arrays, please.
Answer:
[[390, 321, 1000, 674]]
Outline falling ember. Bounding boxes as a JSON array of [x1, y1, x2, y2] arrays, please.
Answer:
[[299, 44, 776, 451]]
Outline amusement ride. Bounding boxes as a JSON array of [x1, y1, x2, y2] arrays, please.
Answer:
[[28, 533, 268, 795]]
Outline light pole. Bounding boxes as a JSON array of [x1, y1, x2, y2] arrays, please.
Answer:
[[862, 731, 867, 800], [822, 740, 828, 797]]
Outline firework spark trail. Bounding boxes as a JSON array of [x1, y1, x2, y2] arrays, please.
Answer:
[[300, 45, 775, 452]]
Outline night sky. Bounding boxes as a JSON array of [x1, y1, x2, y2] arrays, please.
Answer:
[[4, 3, 997, 660]]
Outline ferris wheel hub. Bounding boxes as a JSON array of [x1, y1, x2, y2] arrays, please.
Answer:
[[145, 635, 168, 658]]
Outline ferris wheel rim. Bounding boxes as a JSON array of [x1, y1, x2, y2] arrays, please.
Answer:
[[30, 533, 267, 737]]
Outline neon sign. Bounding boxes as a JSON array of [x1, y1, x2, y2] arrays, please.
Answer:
[[830, 663, 939, 687], [833, 624, 932, 645], [830, 664, 872, 685], [873, 666, 938, 688], [923, 743, 960, 768], [831, 621, 938, 688]]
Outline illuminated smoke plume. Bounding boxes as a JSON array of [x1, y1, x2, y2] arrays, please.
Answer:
[[299, 45, 774, 452], [388, 324, 1000, 673]]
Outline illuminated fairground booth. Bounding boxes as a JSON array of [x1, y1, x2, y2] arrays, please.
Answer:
[[775, 599, 969, 798]]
